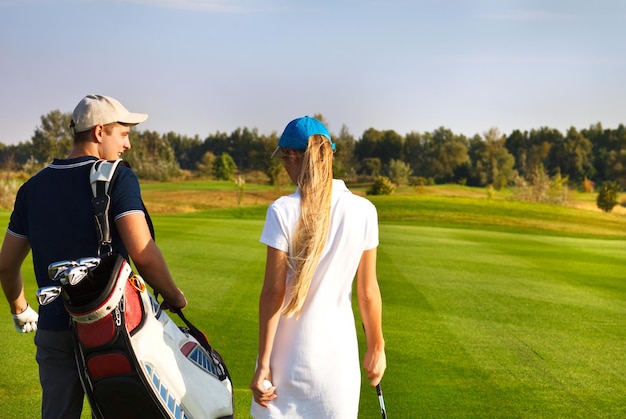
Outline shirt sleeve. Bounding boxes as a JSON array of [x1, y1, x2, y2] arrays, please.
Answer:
[[260, 201, 290, 252], [7, 182, 28, 238], [363, 200, 379, 251], [110, 167, 145, 220]]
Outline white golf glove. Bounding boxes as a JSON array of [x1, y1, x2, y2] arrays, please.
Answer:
[[12, 305, 38, 333]]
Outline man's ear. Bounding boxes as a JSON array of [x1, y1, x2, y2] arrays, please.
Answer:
[[93, 125, 104, 143]]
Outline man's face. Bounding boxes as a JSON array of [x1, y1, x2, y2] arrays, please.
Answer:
[[100, 123, 131, 160]]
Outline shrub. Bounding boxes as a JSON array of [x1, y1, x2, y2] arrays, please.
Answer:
[[213, 153, 237, 181], [596, 181, 620, 212], [196, 151, 216, 178], [512, 166, 569, 205], [0, 178, 21, 210], [582, 177, 595, 193], [409, 176, 429, 187], [367, 176, 395, 196]]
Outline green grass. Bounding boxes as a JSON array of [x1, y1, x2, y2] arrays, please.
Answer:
[[1, 190, 625, 418]]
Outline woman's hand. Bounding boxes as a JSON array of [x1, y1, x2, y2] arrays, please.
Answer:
[[250, 367, 277, 408], [363, 346, 386, 386]]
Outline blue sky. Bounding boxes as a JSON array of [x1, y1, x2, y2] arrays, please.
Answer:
[[1, 0, 625, 145]]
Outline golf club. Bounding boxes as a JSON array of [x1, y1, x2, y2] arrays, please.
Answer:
[[362, 323, 388, 418], [77, 256, 101, 271], [62, 265, 90, 286], [48, 260, 77, 281], [36, 286, 63, 305], [376, 382, 387, 419], [48, 257, 101, 286]]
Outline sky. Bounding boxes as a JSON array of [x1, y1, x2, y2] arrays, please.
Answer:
[[1, 0, 625, 145]]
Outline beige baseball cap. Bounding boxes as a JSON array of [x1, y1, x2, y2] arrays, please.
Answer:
[[70, 94, 148, 133]]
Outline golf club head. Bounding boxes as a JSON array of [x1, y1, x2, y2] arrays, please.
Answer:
[[62, 265, 90, 286], [77, 257, 101, 271], [36, 286, 63, 305], [48, 260, 77, 281]]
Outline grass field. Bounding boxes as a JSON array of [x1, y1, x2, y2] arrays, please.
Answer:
[[0, 182, 625, 418]]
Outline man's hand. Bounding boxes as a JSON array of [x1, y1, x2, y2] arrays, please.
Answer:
[[12, 304, 38, 333]]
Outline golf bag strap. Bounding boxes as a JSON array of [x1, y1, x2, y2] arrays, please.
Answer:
[[171, 306, 231, 381], [173, 307, 213, 351], [90, 159, 128, 256]]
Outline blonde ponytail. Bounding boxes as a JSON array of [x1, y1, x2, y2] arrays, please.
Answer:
[[282, 135, 334, 318]]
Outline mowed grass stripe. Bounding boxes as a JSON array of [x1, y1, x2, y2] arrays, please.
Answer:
[[379, 224, 626, 418], [368, 194, 626, 239]]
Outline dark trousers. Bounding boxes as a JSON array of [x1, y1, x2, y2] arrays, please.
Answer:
[[35, 329, 85, 419]]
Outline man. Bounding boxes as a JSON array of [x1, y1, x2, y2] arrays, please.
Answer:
[[0, 94, 187, 418]]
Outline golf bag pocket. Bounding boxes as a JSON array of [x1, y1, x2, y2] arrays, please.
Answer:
[[86, 351, 133, 378], [75, 312, 120, 348]]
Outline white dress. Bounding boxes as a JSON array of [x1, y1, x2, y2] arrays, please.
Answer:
[[251, 180, 379, 418]]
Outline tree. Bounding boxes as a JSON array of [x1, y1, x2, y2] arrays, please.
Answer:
[[595, 124, 626, 188], [196, 151, 216, 178], [355, 128, 383, 167], [415, 127, 469, 183], [226, 127, 265, 171], [0, 141, 34, 168], [125, 130, 181, 181], [31, 110, 73, 164], [582, 122, 609, 183], [596, 181, 620, 212], [361, 158, 381, 177], [332, 124, 357, 180], [548, 127, 593, 183], [378, 130, 404, 166], [213, 152, 237, 181], [403, 131, 423, 174], [354, 128, 403, 168], [387, 159, 412, 186], [527, 127, 563, 177], [468, 128, 516, 189], [505, 129, 530, 178], [166, 132, 204, 170]]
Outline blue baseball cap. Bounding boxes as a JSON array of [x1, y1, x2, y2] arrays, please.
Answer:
[[272, 116, 335, 157]]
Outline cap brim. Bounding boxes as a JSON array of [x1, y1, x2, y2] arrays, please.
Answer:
[[119, 112, 148, 126], [271, 146, 281, 158]]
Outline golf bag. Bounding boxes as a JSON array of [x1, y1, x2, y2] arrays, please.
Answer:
[[42, 160, 234, 419]]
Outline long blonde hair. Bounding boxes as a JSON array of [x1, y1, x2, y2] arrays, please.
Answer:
[[282, 134, 334, 318]]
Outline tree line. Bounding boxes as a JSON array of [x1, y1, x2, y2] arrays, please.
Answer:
[[1, 110, 625, 192]]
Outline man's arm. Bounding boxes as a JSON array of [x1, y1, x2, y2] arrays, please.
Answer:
[[115, 213, 186, 309], [0, 232, 38, 332], [0, 232, 31, 314]]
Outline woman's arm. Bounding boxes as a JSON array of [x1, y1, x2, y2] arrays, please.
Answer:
[[356, 247, 386, 386], [250, 245, 286, 407]]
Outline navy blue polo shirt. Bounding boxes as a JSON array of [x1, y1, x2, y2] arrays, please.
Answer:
[[7, 156, 145, 330]]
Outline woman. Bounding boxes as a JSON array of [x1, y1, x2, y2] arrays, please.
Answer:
[[250, 116, 386, 418]]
